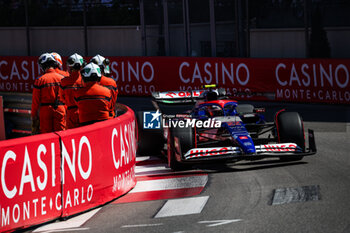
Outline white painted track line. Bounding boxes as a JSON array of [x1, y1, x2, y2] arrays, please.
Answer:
[[121, 223, 164, 228], [135, 164, 170, 175], [130, 175, 208, 193], [33, 208, 101, 232], [136, 156, 161, 162], [155, 196, 209, 218]]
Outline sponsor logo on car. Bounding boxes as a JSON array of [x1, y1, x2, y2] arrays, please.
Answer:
[[261, 143, 297, 152], [186, 147, 231, 158], [159, 90, 204, 99], [184, 143, 299, 159]]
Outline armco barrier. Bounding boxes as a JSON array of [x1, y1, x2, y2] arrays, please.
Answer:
[[0, 105, 137, 232], [0, 92, 32, 138]]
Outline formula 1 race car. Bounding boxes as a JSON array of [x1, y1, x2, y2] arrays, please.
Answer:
[[136, 85, 317, 170]]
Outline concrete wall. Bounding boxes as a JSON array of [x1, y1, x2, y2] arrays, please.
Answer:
[[0, 27, 27, 55], [88, 26, 142, 56], [326, 27, 350, 58], [0, 26, 142, 57], [30, 27, 85, 56], [0, 25, 349, 58], [250, 28, 306, 58], [250, 27, 350, 58]]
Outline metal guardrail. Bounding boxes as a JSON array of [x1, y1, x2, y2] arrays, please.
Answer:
[[0, 92, 32, 138]]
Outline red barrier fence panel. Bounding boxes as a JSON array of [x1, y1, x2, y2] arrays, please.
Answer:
[[0, 105, 137, 232], [56, 106, 137, 217], [0, 133, 62, 232], [1, 56, 349, 104]]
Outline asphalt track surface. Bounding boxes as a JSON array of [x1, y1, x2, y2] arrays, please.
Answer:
[[26, 97, 350, 233]]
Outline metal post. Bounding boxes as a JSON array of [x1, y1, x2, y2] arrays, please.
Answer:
[[182, 0, 187, 56], [182, 0, 191, 56], [304, 0, 310, 58], [235, 0, 240, 57], [24, 0, 31, 56], [245, 0, 250, 57], [139, 0, 147, 56], [163, 0, 170, 56], [238, 0, 245, 57], [209, 0, 216, 57], [83, 0, 88, 56]]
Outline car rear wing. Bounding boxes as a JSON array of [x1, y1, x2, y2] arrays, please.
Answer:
[[152, 87, 229, 104], [152, 90, 205, 104]]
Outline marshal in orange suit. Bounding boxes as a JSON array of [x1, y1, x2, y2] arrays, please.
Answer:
[[31, 53, 66, 134], [60, 53, 85, 129], [74, 63, 112, 126]]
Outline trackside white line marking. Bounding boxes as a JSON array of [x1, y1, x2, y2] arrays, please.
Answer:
[[135, 164, 170, 174], [136, 156, 161, 162], [38, 228, 90, 233], [129, 175, 208, 193], [155, 196, 209, 218], [121, 223, 164, 228], [198, 219, 242, 227], [33, 208, 101, 232]]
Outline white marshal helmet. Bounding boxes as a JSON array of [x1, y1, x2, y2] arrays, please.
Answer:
[[90, 54, 105, 66], [80, 62, 102, 82], [67, 53, 85, 70], [51, 52, 63, 69], [90, 54, 111, 76], [38, 53, 57, 70]]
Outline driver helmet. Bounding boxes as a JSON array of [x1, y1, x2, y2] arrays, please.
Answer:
[[67, 53, 85, 71], [204, 90, 218, 101], [80, 62, 102, 83], [38, 53, 57, 71], [90, 54, 111, 77], [51, 52, 63, 69]]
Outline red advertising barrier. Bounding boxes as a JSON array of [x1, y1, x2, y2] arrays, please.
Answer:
[[57, 108, 136, 217], [0, 56, 349, 104], [0, 105, 137, 232], [0, 133, 61, 232]]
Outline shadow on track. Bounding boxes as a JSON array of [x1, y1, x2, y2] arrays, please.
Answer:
[[192, 159, 307, 174]]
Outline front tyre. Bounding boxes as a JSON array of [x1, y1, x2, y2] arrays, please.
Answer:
[[276, 111, 305, 161], [136, 111, 164, 156], [167, 125, 194, 171]]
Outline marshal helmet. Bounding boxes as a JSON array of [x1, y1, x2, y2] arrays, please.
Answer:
[[38, 53, 57, 71], [51, 52, 63, 69], [67, 53, 86, 71], [80, 62, 102, 82], [90, 54, 111, 77]]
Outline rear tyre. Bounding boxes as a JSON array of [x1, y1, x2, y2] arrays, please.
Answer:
[[136, 111, 164, 156], [167, 125, 194, 171], [276, 111, 305, 161]]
